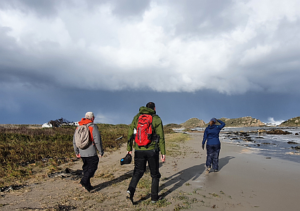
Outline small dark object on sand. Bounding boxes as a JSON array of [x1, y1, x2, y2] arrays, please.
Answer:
[[287, 141, 298, 144]]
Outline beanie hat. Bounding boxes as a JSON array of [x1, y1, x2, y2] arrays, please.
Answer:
[[210, 118, 217, 123], [85, 112, 94, 119]]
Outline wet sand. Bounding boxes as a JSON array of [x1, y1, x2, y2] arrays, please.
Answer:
[[171, 133, 300, 210], [0, 133, 299, 210]]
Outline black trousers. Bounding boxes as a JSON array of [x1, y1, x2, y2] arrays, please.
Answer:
[[128, 150, 161, 201], [81, 155, 99, 187]]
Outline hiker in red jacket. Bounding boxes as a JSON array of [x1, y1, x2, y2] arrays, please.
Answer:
[[73, 112, 104, 192]]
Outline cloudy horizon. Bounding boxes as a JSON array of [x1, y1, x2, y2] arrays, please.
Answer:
[[1, 0, 300, 125]]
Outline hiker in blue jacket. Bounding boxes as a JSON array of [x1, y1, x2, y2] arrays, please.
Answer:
[[202, 118, 225, 172]]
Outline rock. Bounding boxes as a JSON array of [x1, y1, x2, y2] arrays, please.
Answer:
[[217, 116, 266, 127], [181, 118, 206, 128], [280, 116, 300, 127], [240, 132, 249, 136], [242, 137, 254, 142], [48, 168, 83, 179], [258, 129, 266, 133], [266, 129, 292, 135], [0, 185, 27, 192]]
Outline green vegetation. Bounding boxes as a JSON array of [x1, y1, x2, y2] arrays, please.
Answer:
[[280, 116, 300, 127], [216, 117, 265, 127], [165, 133, 190, 157], [0, 123, 177, 188], [0, 124, 129, 187], [164, 123, 182, 134], [181, 118, 205, 128]]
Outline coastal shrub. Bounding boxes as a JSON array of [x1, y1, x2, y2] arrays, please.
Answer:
[[0, 124, 129, 186]]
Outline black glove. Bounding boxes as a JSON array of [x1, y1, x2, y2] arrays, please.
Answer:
[[202, 144, 205, 150]]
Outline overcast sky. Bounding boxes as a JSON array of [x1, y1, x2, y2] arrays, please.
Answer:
[[1, 0, 300, 125]]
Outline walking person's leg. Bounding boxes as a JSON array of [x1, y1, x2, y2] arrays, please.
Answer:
[[86, 155, 99, 187], [127, 150, 146, 203], [211, 144, 221, 171], [81, 157, 89, 186], [147, 150, 161, 202], [81, 155, 99, 191], [206, 145, 214, 171]]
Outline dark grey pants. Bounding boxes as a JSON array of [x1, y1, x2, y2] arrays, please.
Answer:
[[206, 144, 221, 170]]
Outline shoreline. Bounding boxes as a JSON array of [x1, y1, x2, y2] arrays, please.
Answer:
[[184, 133, 300, 210], [0, 132, 299, 210]]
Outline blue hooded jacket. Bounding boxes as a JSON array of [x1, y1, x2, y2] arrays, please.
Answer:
[[202, 120, 225, 146]]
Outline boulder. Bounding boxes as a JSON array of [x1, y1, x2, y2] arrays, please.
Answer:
[[266, 129, 292, 135], [291, 146, 300, 150]]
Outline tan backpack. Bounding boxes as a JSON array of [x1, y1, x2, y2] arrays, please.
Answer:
[[74, 124, 91, 149]]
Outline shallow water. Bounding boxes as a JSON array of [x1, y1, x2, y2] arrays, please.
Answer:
[[190, 127, 300, 163]]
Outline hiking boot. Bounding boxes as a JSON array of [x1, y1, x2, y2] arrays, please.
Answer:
[[80, 181, 92, 192], [126, 190, 134, 205], [151, 196, 163, 204]]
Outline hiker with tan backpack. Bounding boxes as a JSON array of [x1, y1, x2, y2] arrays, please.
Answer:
[[73, 112, 104, 192]]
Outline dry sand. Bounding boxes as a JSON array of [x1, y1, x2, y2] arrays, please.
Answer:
[[0, 133, 299, 211]]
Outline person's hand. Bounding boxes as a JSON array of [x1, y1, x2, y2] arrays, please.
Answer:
[[161, 155, 166, 162], [127, 151, 132, 155], [76, 153, 81, 158], [202, 144, 205, 150]]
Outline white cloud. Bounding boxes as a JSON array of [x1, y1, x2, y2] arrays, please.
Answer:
[[1, 0, 300, 94]]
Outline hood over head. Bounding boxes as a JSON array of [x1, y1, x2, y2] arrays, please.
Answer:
[[78, 118, 93, 126]]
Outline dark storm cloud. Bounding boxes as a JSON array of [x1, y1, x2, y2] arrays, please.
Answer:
[[1, 0, 300, 124], [111, 0, 151, 18], [0, 0, 59, 17], [1, 87, 298, 124], [158, 0, 245, 38], [1, 0, 300, 94], [0, 0, 151, 19]]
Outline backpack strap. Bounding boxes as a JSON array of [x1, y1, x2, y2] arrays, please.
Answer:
[[86, 123, 95, 145]]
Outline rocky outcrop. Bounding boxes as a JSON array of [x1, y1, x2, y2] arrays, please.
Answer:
[[181, 118, 206, 128], [266, 129, 292, 135], [219, 116, 265, 127], [181, 116, 265, 128], [279, 116, 300, 127]]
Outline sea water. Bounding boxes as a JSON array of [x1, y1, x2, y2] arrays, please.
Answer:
[[191, 127, 300, 163]]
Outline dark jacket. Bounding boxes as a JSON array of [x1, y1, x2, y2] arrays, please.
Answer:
[[73, 118, 104, 157], [202, 119, 225, 146], [127, 106, 166, 155]]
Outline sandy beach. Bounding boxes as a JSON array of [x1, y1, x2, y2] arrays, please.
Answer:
[[0, 132, 299, 211]]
